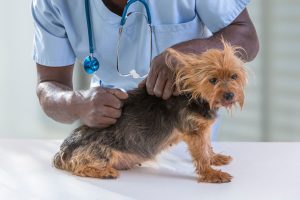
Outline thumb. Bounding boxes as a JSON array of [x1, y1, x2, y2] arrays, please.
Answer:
[[138, 78, 147, 88]]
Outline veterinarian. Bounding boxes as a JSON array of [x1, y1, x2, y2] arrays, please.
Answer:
[[32, 0, 259, 128]]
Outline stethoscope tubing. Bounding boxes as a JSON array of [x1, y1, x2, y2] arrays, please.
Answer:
[[83, 0, 152, 78], [116, 11, 152, 78], [121, 0, 152, 25], [85, 0, 94, 55]]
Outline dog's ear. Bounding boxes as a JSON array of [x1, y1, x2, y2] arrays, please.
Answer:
[[164, 48, 202, 96], [165, 48, 185, 70], [164, 48, 199, 70]]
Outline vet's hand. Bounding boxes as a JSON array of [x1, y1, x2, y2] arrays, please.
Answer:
[[76, 87, 128, 128], [138, 52, 178, 100]]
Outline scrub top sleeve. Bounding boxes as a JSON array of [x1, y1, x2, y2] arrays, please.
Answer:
[[196, 0, 250, 33], [31, 0, 75, 67]]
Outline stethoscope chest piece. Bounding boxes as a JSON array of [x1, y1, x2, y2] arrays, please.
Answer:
[[83, 0, 99, 74], [83, 55, 99, 74]]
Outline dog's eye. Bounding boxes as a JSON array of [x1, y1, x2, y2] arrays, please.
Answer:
[[231, 74, 238, 80], [209, 78, 218, 85]]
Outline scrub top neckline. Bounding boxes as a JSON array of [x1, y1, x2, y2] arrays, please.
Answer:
[[92, 0, 121, 25]]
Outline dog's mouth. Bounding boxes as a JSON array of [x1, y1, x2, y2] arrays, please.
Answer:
[[212, 100, 236, 109], [221, 101, 235, 108]]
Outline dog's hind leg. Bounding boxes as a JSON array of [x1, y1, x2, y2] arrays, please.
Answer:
[[53, 142, 119, 179], [74, 162, 119, 179]]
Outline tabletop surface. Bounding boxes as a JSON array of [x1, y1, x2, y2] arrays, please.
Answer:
[[0, 140, 300, 200]]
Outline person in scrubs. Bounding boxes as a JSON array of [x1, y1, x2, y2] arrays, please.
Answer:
[[32, 0, 259, 128]]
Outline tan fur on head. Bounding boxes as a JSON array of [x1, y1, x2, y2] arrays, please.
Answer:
[[165, 40, 247, 110]]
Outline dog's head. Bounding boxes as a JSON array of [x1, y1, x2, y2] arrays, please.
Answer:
[[166, 40, 247, 110]]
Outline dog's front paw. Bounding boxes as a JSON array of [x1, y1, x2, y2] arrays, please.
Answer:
[[211, 154, 232, 166], [198, 169, 232, 183]]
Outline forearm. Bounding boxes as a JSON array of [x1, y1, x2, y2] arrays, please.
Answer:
[[36, 81, 81, 124], [172, 9, 259, 62]]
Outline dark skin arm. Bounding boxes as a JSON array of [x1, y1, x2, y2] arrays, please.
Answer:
[[36, 64, 128, 128], [36, 0, 131, 128], [139, 9, 259, 99]]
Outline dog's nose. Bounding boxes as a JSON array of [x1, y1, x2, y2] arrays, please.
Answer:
[[223, 92, 234, 101]]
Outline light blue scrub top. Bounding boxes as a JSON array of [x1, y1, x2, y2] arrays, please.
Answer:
[[32, 0, 249, 90]]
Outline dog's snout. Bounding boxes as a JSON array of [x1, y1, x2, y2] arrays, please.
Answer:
[[223, 92, 234, 101]]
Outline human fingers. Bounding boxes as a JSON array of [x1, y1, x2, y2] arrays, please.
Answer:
[[82, 112, 117, 128], [162, 80, 174, 100], [146, 66, 159, 95], [100, 92, 123, 109], [100, 106, 122, 119], [153, 72, 168, 97]]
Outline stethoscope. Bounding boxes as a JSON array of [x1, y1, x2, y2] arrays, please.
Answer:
[[83, 0, 152, 79]]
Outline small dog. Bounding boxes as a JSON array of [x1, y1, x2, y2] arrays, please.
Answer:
[[53, 41, 247, 183]]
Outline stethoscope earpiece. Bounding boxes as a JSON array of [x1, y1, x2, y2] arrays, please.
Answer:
[[83, 55, 100, 74]]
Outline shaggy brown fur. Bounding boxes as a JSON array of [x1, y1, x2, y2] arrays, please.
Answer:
[[53, 41, 247, 183]]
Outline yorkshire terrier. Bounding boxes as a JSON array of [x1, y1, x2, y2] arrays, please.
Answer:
[[53, 41, 247, 183]]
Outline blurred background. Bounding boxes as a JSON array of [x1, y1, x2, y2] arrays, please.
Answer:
[[0, 0, 299, 141]]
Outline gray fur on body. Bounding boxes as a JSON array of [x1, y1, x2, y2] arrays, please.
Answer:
[[59, 87, 217, 160]]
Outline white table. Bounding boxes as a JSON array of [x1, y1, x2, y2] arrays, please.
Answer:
[[0, 140, 299, 200]]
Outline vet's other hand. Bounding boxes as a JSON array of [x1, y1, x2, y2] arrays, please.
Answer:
[[77, 87, 128, 128], [138, 52, 178, 100]]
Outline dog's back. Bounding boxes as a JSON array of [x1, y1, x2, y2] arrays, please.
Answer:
[[54, 87, 189, 171]]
